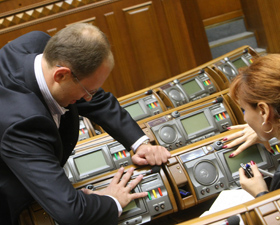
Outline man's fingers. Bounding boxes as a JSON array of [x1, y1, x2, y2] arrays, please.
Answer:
[[130, 191, 148, 200], [111, 167, 125, 185], [131, 155, 148, 166], [131, 174, 143, 187], [81, 188, 93, 195], [119, 167, 134, 186]]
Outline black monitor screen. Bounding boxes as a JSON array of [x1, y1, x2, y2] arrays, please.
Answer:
[[232, 58, 247, 69], [224, 145, 263, 174], [74, 150, 108, 175], [124, 102, 145, 119], [181, 112, 210, 135], [182, 79, 202, 96]]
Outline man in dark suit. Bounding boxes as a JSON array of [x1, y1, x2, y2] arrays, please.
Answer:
[[0, 23, 170, 225]]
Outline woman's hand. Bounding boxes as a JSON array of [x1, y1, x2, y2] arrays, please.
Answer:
[[222, 124, 272, 157], [239, 161, 268, 197]]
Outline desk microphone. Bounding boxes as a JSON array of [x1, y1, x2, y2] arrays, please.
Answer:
[[213, 97, 224, 104], [85, 166, 161, 190], [131, 165, 161, 178], [219, 215, 240, 225], [120, 89, 153, 104]]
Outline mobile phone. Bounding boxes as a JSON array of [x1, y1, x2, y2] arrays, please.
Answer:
[[240, 163, 254, 178]]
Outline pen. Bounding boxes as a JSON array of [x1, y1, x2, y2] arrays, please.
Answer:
[[258, 168, 274, 178]]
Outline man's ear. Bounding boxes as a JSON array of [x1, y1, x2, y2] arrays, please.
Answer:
[[53, 67, 71, 83], [258, 102, 272, 122]]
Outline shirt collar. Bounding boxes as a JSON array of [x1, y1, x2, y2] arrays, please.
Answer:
[[34, 54, 68, 118]]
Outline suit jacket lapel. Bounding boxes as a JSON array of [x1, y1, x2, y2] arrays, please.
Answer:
[[59, 104, 79, 166]]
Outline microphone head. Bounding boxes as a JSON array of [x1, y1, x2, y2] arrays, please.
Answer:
[[227, 215, 240, 225], [151, 165, 161, 173], [199, 69, 205, 74], [145, 89, 153, 95], [214, 97, 223, 103]]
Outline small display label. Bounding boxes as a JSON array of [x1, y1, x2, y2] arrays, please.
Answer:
[[180, 148, 206, 163]]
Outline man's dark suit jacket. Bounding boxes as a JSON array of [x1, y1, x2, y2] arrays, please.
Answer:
[[0, 31, 145, 225]]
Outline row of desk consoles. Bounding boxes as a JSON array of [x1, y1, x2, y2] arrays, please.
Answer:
[[19, 128, 280, 225], [79, 45, 258, 140], [19, 46, 280, 225], [64, 89, 245, 186]]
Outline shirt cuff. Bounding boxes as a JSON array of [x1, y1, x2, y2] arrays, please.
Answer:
[[131, 135, 149, 153], [106, 195, 123, 217]]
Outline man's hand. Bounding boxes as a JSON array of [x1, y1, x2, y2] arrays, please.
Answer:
[[222, 124, 272, 157], [131, 144, 171, 166], [81, 167, 147, 208]]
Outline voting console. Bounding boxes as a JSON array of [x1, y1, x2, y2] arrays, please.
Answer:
[[164, 133, 280, 211], [117, 46, 257, 123], [69, 166, 177, 225], [144, 90, 243, 151], [213, 47, 255, 81], [64, 141, 132, 183]]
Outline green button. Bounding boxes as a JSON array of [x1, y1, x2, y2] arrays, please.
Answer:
[[147, 192, 151, 200]]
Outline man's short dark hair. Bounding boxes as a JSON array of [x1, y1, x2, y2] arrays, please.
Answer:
[[44, 23, 113, 79]]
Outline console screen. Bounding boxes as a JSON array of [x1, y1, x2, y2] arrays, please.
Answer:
[[224, 145, 263, 174], [124, 102, 145, 119], [181, 112, 210, 135], [123, 200, 138, 213], [182, 79, 202, 96], [232, 57, 247, 69], [74, 150, 107, 175]]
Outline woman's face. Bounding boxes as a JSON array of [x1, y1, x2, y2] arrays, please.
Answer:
[[239, 98, 276, 141]]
